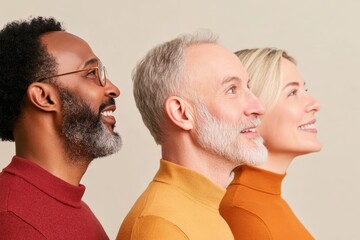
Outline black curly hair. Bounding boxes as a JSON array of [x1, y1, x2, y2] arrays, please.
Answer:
[[0, 17, 64, 141]]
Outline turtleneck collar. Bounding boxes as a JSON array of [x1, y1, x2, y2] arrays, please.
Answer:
[[230, 165, 286, 195], [154, 159, 226, 210], [3, 156, 85, 208]]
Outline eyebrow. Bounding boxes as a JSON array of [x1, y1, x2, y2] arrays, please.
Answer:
[[221, 76, 243, 86], [82, 58, 99, 69], [282, 81, 306, 90]]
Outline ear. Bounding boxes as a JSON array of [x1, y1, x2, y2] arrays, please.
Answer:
[[164, 96, 194, 131], [26, 82, 60, 112]]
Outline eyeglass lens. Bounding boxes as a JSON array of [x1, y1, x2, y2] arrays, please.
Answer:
[[98, 62, 106, 86]]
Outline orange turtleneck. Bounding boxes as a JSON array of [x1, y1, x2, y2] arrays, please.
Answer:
[[220, 165, 314, 240]]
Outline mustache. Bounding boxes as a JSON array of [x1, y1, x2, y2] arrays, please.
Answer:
[[239, 117, 261, 130], [99, 98, 116, 112]]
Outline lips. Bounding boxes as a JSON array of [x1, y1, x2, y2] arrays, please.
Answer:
[[298, 119, 317, 132], [101, 105, 116, 125], [101, 110, 114, 117], [240, 118, 261, 136], [241, 127, 256, 133]]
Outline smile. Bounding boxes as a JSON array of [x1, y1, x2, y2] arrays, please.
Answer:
[[100, 105, 117, 126], [240, 118, 261, 136], [240, 127, 259, 138], [101, 110, 114, 117], [241, 127, 256, 133], [298, 120, 317, 132], [298, 123, 315, 130]]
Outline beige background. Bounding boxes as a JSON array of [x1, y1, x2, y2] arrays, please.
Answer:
[[1, 0, 359, 239]]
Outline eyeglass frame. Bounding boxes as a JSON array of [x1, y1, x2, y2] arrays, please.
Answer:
[[35, 61, 107, 87]]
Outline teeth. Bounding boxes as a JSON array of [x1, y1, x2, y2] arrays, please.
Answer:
[[241, 128, 255, 133], [298, 123, 315, 130], [101, 111, 114, 117]]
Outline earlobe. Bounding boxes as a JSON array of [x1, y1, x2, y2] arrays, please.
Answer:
[[165, 96, 194, 130], [26, 82, 60, 112]]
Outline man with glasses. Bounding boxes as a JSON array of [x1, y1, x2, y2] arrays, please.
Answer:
[[0, 17, 121, 239]]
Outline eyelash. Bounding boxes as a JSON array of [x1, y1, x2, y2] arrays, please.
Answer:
[[289, 86, 310, 96], [227, 86, 237, 94], [85, 69, 97, 78], [288, 89, 298, 96]]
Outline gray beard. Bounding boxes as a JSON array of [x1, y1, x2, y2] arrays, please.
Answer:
[[58, 87, 122, 164], [194, 101, 267, 166]]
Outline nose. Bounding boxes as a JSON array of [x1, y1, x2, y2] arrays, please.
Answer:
[[105, 79, 120, 98], [244, 89, 265, 116], [306, 94, 320, 113]]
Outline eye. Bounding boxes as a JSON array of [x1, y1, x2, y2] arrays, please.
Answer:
[[85, 68, 97, 78], [288, 89, 298, 97], [227, 86, 237, 94]]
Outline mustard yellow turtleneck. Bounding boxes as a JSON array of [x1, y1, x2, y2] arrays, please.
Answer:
[[117, 159, 234, 240]]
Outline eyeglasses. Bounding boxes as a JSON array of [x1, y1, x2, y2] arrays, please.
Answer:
[[36, 61, 107, 87]]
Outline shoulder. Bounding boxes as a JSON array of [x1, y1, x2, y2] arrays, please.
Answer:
[[127, 181, 193, 219], [117, 183, 190, 240], [0, 211, 46, 239], [130, 215, 189, 240], [0, 171, 21, 211], [220, 206, 272, 240]]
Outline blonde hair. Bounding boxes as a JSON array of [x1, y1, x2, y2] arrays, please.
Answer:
[[235, 48, 296, 110]]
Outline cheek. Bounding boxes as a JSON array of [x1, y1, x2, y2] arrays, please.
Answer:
[[258, 105, 306, 152], [72, 85, 104, 112], [258, 117, 278, 143], [258, 118, 288, 152], [258, 109, 290, 143], [264, 103, 302, 130], [207, 102, 243, 122], [81, 89, 98, 101]]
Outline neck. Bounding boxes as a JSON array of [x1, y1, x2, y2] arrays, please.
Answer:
[[162, 139, 236, 189], [257, 151, 294, 174], [16, 145, 89, 186], [14, 124, 90, 186]]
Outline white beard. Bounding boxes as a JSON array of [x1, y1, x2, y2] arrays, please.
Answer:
[[194, 102, 268, 166]]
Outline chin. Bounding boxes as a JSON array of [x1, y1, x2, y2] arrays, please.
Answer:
[[103, 122, 115, 133], [311, 139, 322, 152], [313, 144, 322, 152], [301, 142, 322, 155]]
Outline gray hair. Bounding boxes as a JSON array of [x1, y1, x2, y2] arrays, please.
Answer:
[[133, 32, 218, 144]]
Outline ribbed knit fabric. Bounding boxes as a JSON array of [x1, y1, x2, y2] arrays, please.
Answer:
[[220, 165, 314, 240], [0, 156, 109, 239], [117, 159, 234, 240]]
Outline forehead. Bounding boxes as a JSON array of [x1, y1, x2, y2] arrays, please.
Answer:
[[281, 57, 304, 86], [184, 43, 248, 88], [40, 31, 98, 71]]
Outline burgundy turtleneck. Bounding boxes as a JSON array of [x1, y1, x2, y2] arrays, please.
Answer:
[[0, 156, 108, 239]]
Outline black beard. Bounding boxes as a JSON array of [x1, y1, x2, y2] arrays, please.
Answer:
[[58, 86, 122, 164]]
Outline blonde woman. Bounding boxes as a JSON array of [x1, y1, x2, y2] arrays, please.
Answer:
[[220, 48, 321, 240]]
